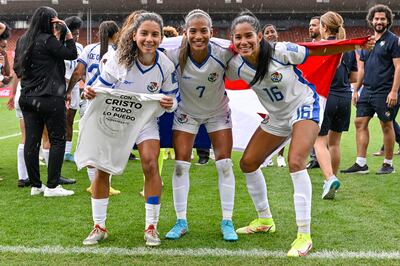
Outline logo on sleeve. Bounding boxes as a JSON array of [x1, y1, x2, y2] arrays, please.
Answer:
[[208, 72, 219, 82], [271, 72, 283, 83], [147, 82, 159, 93], [285, 43, 298, 53]]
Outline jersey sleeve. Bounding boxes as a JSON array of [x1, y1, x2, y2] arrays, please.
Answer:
[[389, 35, 400, 59], [349, 51, 358, 72], [226, 56, 241, 80], [273, 42, 308, 65], [92, 66, 118, 90]]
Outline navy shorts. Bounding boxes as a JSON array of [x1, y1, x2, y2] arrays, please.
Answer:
[[356, 89, 398, 122], [319, 94, 351, 136]]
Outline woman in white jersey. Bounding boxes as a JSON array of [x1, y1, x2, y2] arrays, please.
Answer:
[[66, 21, 121, 195], [227, 12, 372, 257], [163, 9, 237, 242], [82, 12, 178, 247]]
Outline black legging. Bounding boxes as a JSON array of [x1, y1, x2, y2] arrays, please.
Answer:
[[19, 95, 66, 189]]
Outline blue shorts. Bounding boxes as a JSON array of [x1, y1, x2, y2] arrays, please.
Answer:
[[356, 89, 399, 122], [319, 94, 351, 136]]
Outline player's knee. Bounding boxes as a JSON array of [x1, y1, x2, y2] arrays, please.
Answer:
[[240, 157, 258, 173], [288, 155, 305, 172]]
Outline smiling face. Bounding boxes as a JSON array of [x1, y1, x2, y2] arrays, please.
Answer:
[[133, 20, 162, 57], [263, 26, 278, 43], [232, 22, 262, 61], [372, 12, 388, 33], [185, 16, 212, 53]]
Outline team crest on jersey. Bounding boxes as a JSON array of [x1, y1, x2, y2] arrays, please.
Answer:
[[147, 82, 159, 93], [380, 41, 385, 47], [271, 72, 283, 83], [208, 72, 219, 82], [177, 113, 189, 124], [261, 114, 270, 125]]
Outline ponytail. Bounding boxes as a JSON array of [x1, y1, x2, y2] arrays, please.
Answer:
[[249, 38, 273, 86]]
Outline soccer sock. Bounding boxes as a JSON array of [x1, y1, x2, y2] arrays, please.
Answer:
[[145, 196, 160, 229], [356, 157, 366, 167], [290, 169, 312, 234], [91, 197, 109, 228], [172, 160, 191, 220], [65, 141, 72, 154], [42, 148, 49, 167], [384, 158, 393, 166], [244, 168, 272, 219], [17, 144, 28, 181], [109, 175, 112, 185], [216, 159, 235, 221], [87, 167, 96, 183]]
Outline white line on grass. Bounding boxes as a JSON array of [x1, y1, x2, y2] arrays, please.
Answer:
[[0, 132, 21, 140], [0, 246, 399, 259]]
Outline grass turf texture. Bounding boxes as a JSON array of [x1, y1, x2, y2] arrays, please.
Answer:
[[0, 98, 399, 264]]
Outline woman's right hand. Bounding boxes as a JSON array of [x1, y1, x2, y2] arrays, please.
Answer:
[[83, 87, 96, 99]]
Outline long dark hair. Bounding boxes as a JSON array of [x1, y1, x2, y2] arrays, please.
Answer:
[[98, 20, 119, 59], [14, 6, 57, 77], [231, 11, 274, 86]]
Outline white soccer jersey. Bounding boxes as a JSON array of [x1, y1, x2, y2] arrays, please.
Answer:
[[75, 87, 165, 175], [227, 42, 318, 122], [165, 42, 233, 118], [95, 49, 178, 98], [78, 43, 116, 87], [65, 42, 83, 80]]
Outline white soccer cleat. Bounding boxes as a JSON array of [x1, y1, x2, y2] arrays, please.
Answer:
[[44, 185, 74, 197], [277, 155, 287, 167], [144, 224, 161, 246], [31, 184, 47, 196], [83, 224, 108, 245]]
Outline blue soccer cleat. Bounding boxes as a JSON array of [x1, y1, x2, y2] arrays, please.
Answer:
[[165, 219, 188, 240], [221, 220, 238, 241]]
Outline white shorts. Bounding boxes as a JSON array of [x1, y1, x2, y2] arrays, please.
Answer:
[[79, 99, 88, 118], [260, 94, 321, 137], [15, 83, 23, 119], [172, 107, 232, 134], [136, 118, 160, 144], [69, 86, 81, 110]]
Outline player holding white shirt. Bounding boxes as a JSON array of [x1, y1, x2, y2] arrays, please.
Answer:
[[66, 21, 120, 195], [82, 12, 177, 247], [162, 9, 238, 242], [227, 12, 373, 257]]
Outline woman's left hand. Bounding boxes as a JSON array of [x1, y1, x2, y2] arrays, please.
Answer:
[[160, 96, 174, 110]]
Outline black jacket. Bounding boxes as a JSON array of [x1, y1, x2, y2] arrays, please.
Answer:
[[15, 33, 77, 97]]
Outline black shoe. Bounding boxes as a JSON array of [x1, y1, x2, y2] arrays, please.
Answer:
[[59, 176, 76, 185], [306, 160, 319, 169], [17, 179, 31, 187], [340, 163, 369, 174], [129, 153, 139, 160], [196, 157, 209, 165], [376, 163, 395, 175]]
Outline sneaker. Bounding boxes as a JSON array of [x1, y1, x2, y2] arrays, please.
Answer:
[[139, 188, 145, 197], [39, 159, 46, 166], [277, 155, 286, 167], [44, 185, 74, 197], [306, 160, 319, 169], [109, 186, 121, 196], [261, 159, 273, 168], [372, 150, 384, 156], [86, 185, 92, 193], [196, 157, 209, 165], [129, 153, 139, 161], [287, 233, 313, 257], [322, 177, 341, 200], [376, 163, 395, 175], [59, 176, 76, 185], [221, 220, 238, 241], [64, 153, 75, 162], [31, 184, 47, 196], [18, 179, 31, 187], [144, 224, 161, 246], [165, 219, 188, 240], [340, 163, 369, 174], [236, 218, 276, 234], [82, 224, 108, 246]]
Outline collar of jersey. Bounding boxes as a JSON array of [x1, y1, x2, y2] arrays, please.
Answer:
[[241, 56, 257, 71], [188, 43, 212, 68], [135, 50, 159, 74]]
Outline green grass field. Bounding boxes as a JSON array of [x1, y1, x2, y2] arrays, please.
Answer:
[[0, 97, 399, 265]]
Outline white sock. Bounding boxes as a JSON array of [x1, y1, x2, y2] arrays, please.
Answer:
[[87, 167, 96, 183], [290, 169, 312, 234], [109, 175, 113, 185], [356, 157, 366, 167], [244, 168, 272, 219], [91, 197, 109, 228], [384, 158, 393, 166], [216, 159, 235, 221], [145, 203, 161, 229], [65, 141, 72, 154], [172, 160, 191, 220], [17, 144, 28, 180], [42, 148, 50, 167]]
